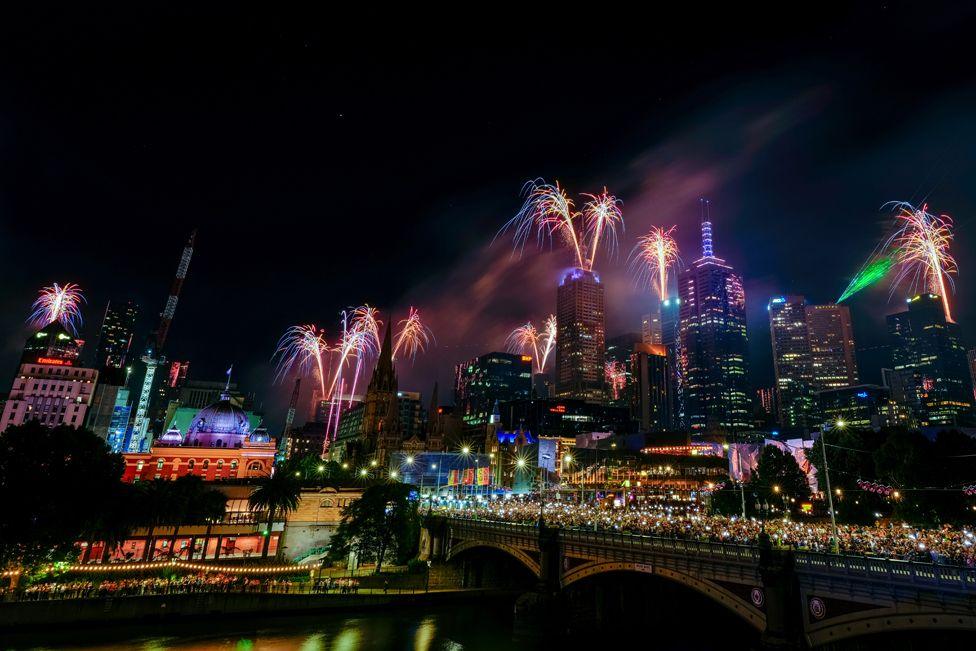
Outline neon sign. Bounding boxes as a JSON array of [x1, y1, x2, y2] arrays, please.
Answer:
[[37, 357, 72, 366]]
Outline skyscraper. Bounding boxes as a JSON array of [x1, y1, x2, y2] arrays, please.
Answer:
[[677, 207, 750, 432], [768, 297, 859, 429], [93, 300, 139, 369], [768, 296, 817, 428], [454, 352, 532, 426], [630, 343, 675, 431], [555, 268, 606, 403], [887, 293, 973, 425], [805, 303, 858, 389], [641, 313, 662, 345]]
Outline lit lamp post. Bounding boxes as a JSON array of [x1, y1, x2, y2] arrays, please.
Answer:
[[538, 453, 552, 527], [459, 446, 471, 500], [819, 419, 845, 552]]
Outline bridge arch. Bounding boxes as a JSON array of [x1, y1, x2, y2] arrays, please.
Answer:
[[561, 561, 765, 631], [806, 607, 976, 647], [446, 539, 542, 579]]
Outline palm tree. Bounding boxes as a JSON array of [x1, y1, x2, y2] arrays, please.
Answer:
[[137, 481, 178, 561], [248, 470, 302, 558], [165, 476, 228, 560], [195, 490, 229, 561]]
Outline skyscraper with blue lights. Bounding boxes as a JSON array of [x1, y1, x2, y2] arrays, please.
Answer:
[[677, 206, 751, 432]]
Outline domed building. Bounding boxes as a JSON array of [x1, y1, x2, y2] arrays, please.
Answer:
[[184, 394, 252, 448], [122, 390, 276, 483]]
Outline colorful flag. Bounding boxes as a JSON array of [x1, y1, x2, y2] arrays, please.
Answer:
[[447, 470, 459, 486]]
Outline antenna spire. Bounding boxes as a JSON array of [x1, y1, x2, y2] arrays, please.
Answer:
[[700, 198, 713, 258]]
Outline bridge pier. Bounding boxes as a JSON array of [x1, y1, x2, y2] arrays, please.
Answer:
[[757, 535, 802, 649]]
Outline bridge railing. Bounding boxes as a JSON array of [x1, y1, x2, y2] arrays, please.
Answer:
[[559, 527, 760, 562], [795, 550, 976, 593], [442, 517, 758, 562]]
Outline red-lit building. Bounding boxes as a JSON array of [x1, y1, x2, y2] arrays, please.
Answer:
[[121, 391, 275, 482]]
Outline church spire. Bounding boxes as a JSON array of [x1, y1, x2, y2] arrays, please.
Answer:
[[367, 319, 398, 393], [380, 319, 394, 367]]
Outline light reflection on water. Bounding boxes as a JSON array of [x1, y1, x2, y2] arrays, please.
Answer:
[[14, 607, 523, 651]]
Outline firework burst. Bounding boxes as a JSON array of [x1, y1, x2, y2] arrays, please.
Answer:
[[630, 226, 681, 300], [392, 307, 434, 362], [539, 315, 557, 372], [604, 360, 627, 401], [582, 189, 624, 270], [885, 201, 957, 322], [506, 322, 540, 368], [272, 324, 328, 397], [27, 283, 86, 335], [497, 179, 623, 271]]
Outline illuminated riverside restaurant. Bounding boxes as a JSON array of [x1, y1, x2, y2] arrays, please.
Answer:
[[77, 484, 280, 564]]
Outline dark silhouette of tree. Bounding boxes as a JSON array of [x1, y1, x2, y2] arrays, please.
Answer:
[[0, 422, 122, 571], [328, 483, 419, 572]]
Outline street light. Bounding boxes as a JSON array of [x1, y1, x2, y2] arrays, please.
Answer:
[[820, 419, 844, 551]]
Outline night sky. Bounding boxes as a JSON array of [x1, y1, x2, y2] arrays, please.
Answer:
[[1, 6, 975, 426]]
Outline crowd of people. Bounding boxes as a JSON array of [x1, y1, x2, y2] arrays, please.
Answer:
[[20, 574, 307, 600], [436, 498, 976, 567], [312, 577, 361, 593]]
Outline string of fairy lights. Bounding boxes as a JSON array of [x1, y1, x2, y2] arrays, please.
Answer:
[[47, 560, 316, 575]]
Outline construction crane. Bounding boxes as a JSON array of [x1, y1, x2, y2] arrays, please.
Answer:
[[128, 230, 196, 452], [277, 377, 302, 461]]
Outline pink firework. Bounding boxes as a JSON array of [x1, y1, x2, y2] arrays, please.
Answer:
[[630, 225, 681, 300], [885, 201, 958, 322], [498, 179, 624, 272], [604, 360, 627, 401], [28, 282, 85, 334], [505, 322, 540, 370], [392, 307, 434, 362]]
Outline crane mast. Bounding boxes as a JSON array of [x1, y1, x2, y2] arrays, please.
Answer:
[[128, 230, 196, 452]]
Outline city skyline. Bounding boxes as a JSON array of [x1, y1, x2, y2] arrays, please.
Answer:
[[1, 7, 975, 427]]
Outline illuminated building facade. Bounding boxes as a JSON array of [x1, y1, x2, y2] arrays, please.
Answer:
[[887, 293, 973, 425], [495, 397, 630, 438], [805, 303, 858, 389], [121, 390, 275, 482], [678, 216, 750, 432], [555, 268, 606, 403], [630, 343, 676, 432], [641, 312, 662, 345], [93, 299, 139, 369], [454, 352, 532, 426], [0, 323, 97, 431], [768, 296, 817, 429], [818, 384, 905, 431]]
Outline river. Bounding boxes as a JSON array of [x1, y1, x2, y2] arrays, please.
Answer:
[[4, 600, 757, 650]]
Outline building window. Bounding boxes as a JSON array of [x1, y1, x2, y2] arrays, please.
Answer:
[[157, 459, 164, 470], [187, 459, 195, 469]]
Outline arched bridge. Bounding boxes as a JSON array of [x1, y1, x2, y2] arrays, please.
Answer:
[[420, 516, 976, 648]]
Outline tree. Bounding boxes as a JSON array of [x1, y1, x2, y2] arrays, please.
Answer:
[[809, 427, 886, 524], [0, 422, 123, 571], [248, 470, 302, 558], [328, 483, 420, 572], [751, 445, 810, 515]]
